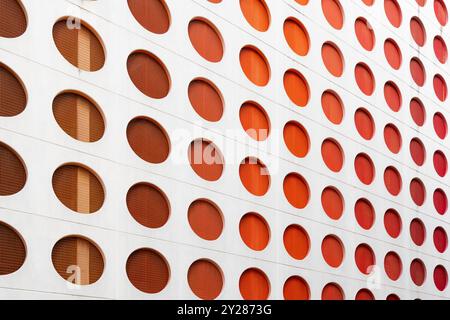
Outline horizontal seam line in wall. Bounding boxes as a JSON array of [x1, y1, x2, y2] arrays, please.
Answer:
[[0, 285, 112, 300]]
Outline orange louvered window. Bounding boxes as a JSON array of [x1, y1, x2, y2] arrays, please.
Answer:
[[188, 199, 223, 241], [128, 0, 170, 34], [52, 164, 104, 214], [51, 236, 104, 285], [52, 18, 105, 71], [0, 222, 26, 275], [188, 259, 223, 300], [0, 0, 27, 38], [0, 142, 26, 196], [52, 91, 105, 142], [126, 248, 169, 294], [0, 63, 27, 117]]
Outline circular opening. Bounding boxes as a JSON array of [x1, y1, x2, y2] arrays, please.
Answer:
[[284, 69, 310, 107], [0, 141, 27, 196], [354, 108, 375, 140], [188, 259, 223, 300], [188, 17, 224, 63], [387, 294, 400, 300], [239, 157, 270, 196], [355, 243, 375, 275], [355, 63, 375, 96], [410, 57, 426, 87], [434, 112, 448, 139], [51, 235, 104, 285], [434, 0, 448, 26], [188, 139, 224, 182], [434, 227, 448, 253], [354, 153, 375, 185], [410, 218, 426, 246], [433, 150, 448, 177], [240, 0, 271, 32], [321, 138, 344, 172], [355, 198, 375, 230], [283, 173, 310, 209], [0, 62, 27, 117], [410, 98, 425, 127], [410, 17, 426, 47], [283, 17, 310, 56], [239, 101, 270, 141], [384, 38, 402, 70], [52, 163, 104, 214], [410, 138, 425, 166], [321, 90, 344, 125], [384, 251, 402, 281], [355, 289, 375, 300], [127, 50, 171, 99], [322, 283, 344, 300], [0, 221, 26, 275], [321, 186, 344, 220], [283, 224, 310, 260], [283, 121, 310, 158], [410, 178, 426, 206], [321, 42, 344, 77], [239, 268, 270, 300], [355, 17, 375, 51], [384, 81, 402, 112], [0, 0, 27, 38], [240, 46, 270, 86], [321, 235, 344, 268], [384, 0, 402, 28], [188, 199, 223, 241], [126, 248, 170, 294], [434, 36, 448, 64], [434, 74, 448, 102], [410, 258, 426, 286], [127, 116, 170, 164], [239, 212, 270, 251], [126, 182, 170, 229], [283, 276, 310, 300], [384, 123, 402, 154], [52, 91, 105, 143], [321, 0, 344, 30], [53, 17, 105, 72], [188, 78, 224, 122], [433, 188, 448, 215], [384, 209, 402, 239], [384, 166, 402, 196], [434, 265, 448, 291], [127, 0, 170, 34]]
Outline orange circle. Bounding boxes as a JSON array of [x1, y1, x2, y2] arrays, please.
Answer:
[[355, 198, 375, 230], [384, 38, 402, 70], [239, 101, 270, 141], [355, 17, 375, 51], [410, 16, 426, 47], [354, 108, 375, 140], [384, 123, 402, 154], [283, 173, 310, 209], [283, 276, 310, 300], [321, 42, 344, 77], [384, 166, 402, 196], [321, 138, 344, 172], [435, 0, 448, 26], [283, 121, 310, 158], [128, 0, 170, 34], [410, 138, 425, 166], [0, 62, 27, 117], [188, 78, 224, 122], [434, 36, 448, 64], [283, 225, 310, 260], [240, 46, 270, 86], [0, 0, 27, 38], [283, 17, 310, 56], [384, 251, 402, 281], [355, 243, 375, 274], [239, 212, 270, 251], [355, 289, 374, 300], [410, 98, 425, 127], [188, 259, 223, 300], [355, 153, 375, 185], [410, 57, 426, 87], [188, 139, 224, 181], [239, 157, 270, 196], [240, 0, 270, 32], [322, 0, 344, 30], [0, 222, 26, 275], [188, 199, 223, 241], [355, 63, 375, 96], [239, 268, 270, 300], [321, 90, 344, 124], [321, 187, 344, 220], [384, 81, 402, 112], [322, 283, 344, 300], [384, 0, 402, 28], [0, 142, 26, 196], [188, 18, 223, 63], [284, 69, 310, 107], [321, 235, 344, 268]]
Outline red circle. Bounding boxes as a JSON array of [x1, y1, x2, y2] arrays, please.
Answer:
[[433, 227, 448, 253], [434, 265, 448, 291], [410, 218, 426, 246], [283, 276, 310, 300], [355, 289, 375, 300], [384, 124, 402, 154], [410, 178, 426, 206], [410, 17, 426, 47], [354, 108, 375, 140], [322, 235, 344, 268], [384, 251, 402, 281], [321, 187, 344, 220], [434, 0, 448, 26], [434, 112, 448, 139], [434, 36, 448, 64], [384, 209, 402, 239], [384, 166, 402, 196], [321, 42, 344, 77], [355, 63, 375, 96], [410, 259, 426, 286], [355, 198, 375, 230], [321, 283, 344, 300], [355, 153, 375, 185], [410, 58, 426, 87], [384, 81, 402, 112], [385, 0, 402, 28], [410, 138, 425, 166], [355, 17, 375, 51], [433, 150, 448, 177], [384, 38, 402, 70], [434, 74, 448, 102], [433, 188, 448, 215], [410, 98, 425, 127], [321, 139, 344, 172], [355, 244, 375, 275]]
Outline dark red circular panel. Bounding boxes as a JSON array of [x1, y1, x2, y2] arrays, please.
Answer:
[[384, 209, 402, 239], [410, 138, 425, 166], [410, 98, 425, 127], [410, 259, 426, 286], [355, 244, 375, 275], [434, 112, 447, 139], [434, 227, 448, 253], [410, 218, 426, 246], [433, 188, 448, 215], [410, 178, 426, 206], [434, 265, 448, 291], [355, 198, 375, 230]]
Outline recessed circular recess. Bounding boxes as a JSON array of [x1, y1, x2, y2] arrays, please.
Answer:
[[239, 101, 270, 141], [0, 142, 26, 196], [433, 188, 448, 215], [355, 153, 375, 185], [410, 98, 425, 127], [355, 243, 375, 275], [188, 78, 224, 122], [283, 17, 310, 56], [321, 283, 344, 300], [410, 218, 426, 246], [434, 112, 447, 139], [321, 235, 344, 268], [410, 17, 426, 47], [0, 63, 27, 117], [355, 289, 374, 300], [384, 166, 402, 196], [240, 46, 270, 86], [321, 186, 344, 220], [127, 50, 170, 99], [384, 81, 402, 112], [188, 139, 224, 182], [53, 91, 105, 142], [410, 258, 426, 286], [239, 268, 270, 300], [434, 150, 448, 177], [240, 0, 270, 32], [52, 164, 104, 214], [321, 42, 344, 77], [126, 182, 170, 229], [188, 18, 224, 63], [284, 69, 310, 107], [283, 224, 310, 260], [188, 259, 223, 300], [321, 90, 344, 125], [384, 209, 402, 238], [52, 235, 104, 285], [410, 57, 426, 87], [127, 117, 170, 164], [410, 138, 425, 166], [384, 123, 402, 154], [188, 199, 223, 241], [384, 38, 402, 70], [354, 108, 375, 140], [321, 138, 344, 172], [355, 17, 375, 51], [295, 0, 309, 4], [239, 212, 270, 251], [434, 36, 448, 64], [355, 198, 375, 230], [283, 121, 310, 158], [355, 63, 375, 96], [387, 294, 400, 300], [410, 178, 426, 206], [384, 0, 402, 28], [434, 227, 448, 253], [126, 248, 170, 294], [434, 265, 448, 291], [283, 173, 309, 209], [127, 0, 170, 34], [321, 0, 344, 30], [53, 18, 105, 71], [384, 251, 402, 281], [239, 157, 270, 196], [434, 74, 448, 102], [0, 221, 26, 275], [283, 276, 310, 300], [434, 0, 448, 26], [0, 0, 27, 38], [362, 0, 374, 5]]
